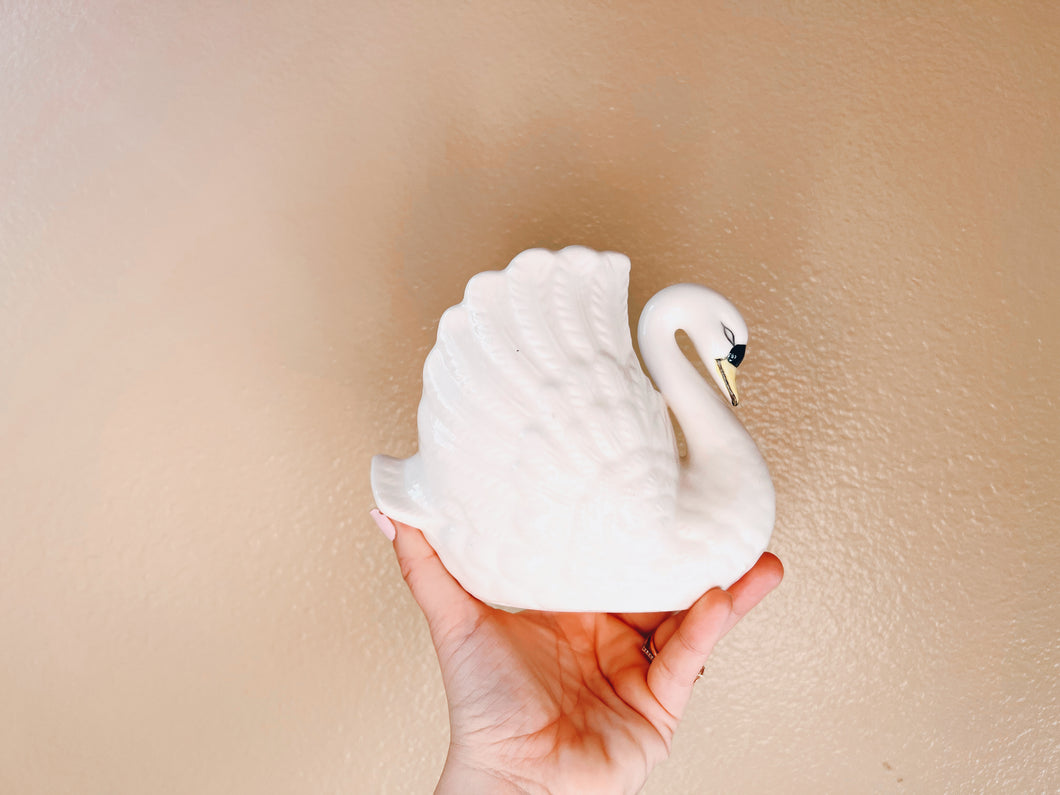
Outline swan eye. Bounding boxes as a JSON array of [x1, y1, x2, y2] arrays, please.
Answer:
[[727, 344, 746, 367]]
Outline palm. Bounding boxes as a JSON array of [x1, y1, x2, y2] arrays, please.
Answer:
[[436, 610, 673, 792], [386, 519, 783, 794]]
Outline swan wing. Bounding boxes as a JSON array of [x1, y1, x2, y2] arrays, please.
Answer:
[[414, 247, 679, 581]]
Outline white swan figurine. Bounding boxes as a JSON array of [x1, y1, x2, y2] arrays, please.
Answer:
[[371, 246, 775, 612]]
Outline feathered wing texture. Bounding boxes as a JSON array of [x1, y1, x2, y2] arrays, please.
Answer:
[[375, 247, 680, 602]]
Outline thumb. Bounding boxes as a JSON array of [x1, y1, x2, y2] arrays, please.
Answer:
[[372, 511, 482, 641]]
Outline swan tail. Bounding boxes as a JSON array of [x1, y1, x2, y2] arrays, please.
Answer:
[[369, 453, 433, 530]]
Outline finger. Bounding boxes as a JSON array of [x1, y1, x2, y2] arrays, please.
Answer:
[[387, 517, 482, 640], [653, 552, 785, 647], [647, 588, 733, 719], [722, 552, 784, 634]]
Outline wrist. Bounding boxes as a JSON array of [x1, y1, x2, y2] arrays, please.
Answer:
[[436, 748, 543, 795]]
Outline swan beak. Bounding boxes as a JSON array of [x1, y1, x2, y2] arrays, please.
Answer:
[[715, 358, 740, 406]]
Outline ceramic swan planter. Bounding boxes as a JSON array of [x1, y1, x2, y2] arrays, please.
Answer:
[[371, 246, 775, 612]]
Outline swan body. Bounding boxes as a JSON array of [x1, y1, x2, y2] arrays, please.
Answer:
[[371, 246, 774, 612]]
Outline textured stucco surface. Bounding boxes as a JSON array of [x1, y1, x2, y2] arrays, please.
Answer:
[[1, 2, 1057, 792]]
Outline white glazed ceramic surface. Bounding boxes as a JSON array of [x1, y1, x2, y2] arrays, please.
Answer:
[[371, 247, 775, 611]]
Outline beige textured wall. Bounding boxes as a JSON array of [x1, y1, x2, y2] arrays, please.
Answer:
[[2, 2, 1057, 792]]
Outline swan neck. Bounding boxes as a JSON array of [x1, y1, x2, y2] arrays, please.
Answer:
[[637, 287, 745, 469]]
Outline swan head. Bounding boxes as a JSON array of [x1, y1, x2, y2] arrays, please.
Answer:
[[681, 286, 749, 407], [639, 283, 753, 407]]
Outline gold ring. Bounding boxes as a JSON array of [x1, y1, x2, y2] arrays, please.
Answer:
[[640, 632, 659, 662], [641, 631, 706, 681]]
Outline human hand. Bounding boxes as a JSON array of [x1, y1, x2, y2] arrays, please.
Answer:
[[372, 512, 783, 795]]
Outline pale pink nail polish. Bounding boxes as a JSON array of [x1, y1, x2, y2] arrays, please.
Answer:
[[370, 509, 396, 541]]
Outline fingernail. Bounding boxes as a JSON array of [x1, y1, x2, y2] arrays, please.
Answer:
[[370, 509, 396, 541]]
